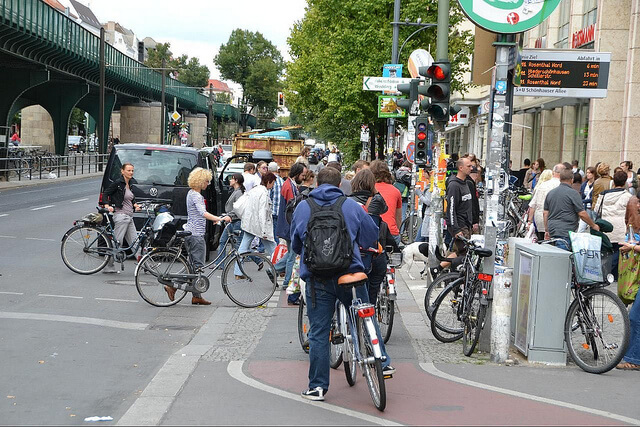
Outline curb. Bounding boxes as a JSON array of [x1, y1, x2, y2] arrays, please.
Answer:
[[0, 171, 103, 190]]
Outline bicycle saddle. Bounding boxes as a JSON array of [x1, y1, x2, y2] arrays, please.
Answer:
[[338, 272, 368, 287], [474, 247, 493, 258], [175, 230, 192, 238]]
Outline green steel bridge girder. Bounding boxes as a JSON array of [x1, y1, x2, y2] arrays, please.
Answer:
[[0, 66, 48, 133]]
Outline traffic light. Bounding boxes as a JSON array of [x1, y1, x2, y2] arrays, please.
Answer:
[[414, 116, 429, 166], [165, 120, 170, 136], [277, 92, 284, 107], [171, 121, 179, 135], [396, 79, 419, 113], [420, 61, 451, 125]]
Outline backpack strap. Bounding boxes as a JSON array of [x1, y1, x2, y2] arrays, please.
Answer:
[[331, 196, 348, 213]]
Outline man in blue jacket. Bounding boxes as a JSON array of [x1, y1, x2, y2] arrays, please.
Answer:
[[291, 167, 395, 401]]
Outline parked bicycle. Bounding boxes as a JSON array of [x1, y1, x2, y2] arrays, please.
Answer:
[[376, 247, 402, 343], [337, 273, 389, 411], [428, 236, 494, 355], [134, 222, 277, 308], [505, 186, 531, 238], [541, 238, 630, 374], [399, 212, 420, 244], [60, 204, 156, 274]]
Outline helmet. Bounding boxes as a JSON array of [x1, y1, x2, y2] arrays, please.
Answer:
[[153, 211, 174, 232], [81, 212, 103, 224]]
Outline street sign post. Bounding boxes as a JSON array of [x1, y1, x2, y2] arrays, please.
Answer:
[[363, 76, 413, 92]]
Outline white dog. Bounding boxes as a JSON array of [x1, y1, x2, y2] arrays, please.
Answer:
[[402, 242, 430, 280]]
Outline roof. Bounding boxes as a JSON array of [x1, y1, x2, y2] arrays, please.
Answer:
[[69, 0, 101, 29], [43, 0, 78, 18], [204, 79, 232, 93]]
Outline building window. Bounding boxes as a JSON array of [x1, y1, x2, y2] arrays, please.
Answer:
[[555, 1, 571, 49], [535, 19, 548, 48], [583, 0, 597, 28]]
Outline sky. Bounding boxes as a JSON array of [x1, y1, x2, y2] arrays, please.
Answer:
[[61, 0, 307, 95]]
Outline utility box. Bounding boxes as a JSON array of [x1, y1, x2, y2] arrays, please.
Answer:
[[511, 242, 572, 365]]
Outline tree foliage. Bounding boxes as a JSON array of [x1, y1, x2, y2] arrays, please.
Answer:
[[286, 0, 473, 162], [145, 42, 210, 88], [214, 29, 284, 122]]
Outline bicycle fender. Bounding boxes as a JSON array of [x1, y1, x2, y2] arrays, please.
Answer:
[[364, 318, 383, 359]]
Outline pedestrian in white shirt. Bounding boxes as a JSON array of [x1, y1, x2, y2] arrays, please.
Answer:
[[242, 162, 260, 192]]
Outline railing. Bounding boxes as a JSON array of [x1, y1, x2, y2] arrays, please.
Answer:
[[0, 0, 231, 115], [0, 153, 108, 182]]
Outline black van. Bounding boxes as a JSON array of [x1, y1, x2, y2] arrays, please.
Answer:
[[99, 144, 223, 255]]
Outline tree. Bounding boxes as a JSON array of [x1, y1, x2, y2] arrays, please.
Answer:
[[215, 92, 232, 104], [146, 43, 209, 88], [285, 0, 473, 163], [214, 29, 284, 129], [176, 57, 210, 88]]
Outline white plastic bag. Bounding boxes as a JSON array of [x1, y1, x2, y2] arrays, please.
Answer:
[[569, 231, 603, 283]]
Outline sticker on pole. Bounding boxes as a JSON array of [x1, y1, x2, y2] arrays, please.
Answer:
[[457, 0, 563, 34], [495, 80, 507, 95]]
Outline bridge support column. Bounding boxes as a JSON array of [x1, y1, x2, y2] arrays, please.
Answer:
[[0, 68, 49, 141], [120, 102, 161, 144], [76, 91, 116, 153], [184, 113, 207, 148]]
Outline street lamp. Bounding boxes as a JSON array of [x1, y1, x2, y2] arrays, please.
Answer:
[[394, 23, 437, 64]]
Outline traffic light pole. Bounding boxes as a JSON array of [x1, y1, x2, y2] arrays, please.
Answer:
[[161, 58, 166, 145], [386, 0, 401, 157]]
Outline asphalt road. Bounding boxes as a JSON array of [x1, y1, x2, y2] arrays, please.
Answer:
[[0, 177, 224, 424]]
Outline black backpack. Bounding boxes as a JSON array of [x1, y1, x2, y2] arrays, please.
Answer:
[[285, 188, 311, 224], [303, 196, 353, 277]]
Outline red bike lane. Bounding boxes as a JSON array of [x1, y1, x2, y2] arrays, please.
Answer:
[[247, 360, 622, 425]]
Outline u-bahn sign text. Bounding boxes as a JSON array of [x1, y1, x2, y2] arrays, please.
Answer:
[[514, 50, 610, 98]]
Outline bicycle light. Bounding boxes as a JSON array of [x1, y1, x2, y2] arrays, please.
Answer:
[[478, 273, 493, 282], [357, 306, 376, 318], [607, 274, 614, 284]]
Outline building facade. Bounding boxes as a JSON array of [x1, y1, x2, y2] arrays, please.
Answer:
[[450, 0, 640, 172]]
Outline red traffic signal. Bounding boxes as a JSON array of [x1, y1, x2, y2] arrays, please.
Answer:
[[424, 62, 450, 82]]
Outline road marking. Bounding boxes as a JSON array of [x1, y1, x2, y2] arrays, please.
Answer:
[[0, 235, 17, 238], [0, 311, 148, 330], [38, 293, 83, 299], [31, 205, 54, 211], [95, 297, 138, 303], [0, 214, 8, 218], [25, 237, 56, 242], [0, 291, 24, 295], [420, 362, 640, 425], [227, 361, 401, 426], [71, 198, 89, 203]]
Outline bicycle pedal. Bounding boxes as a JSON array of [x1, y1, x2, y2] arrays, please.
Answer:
[[331, 332, 344, 345], [383, 374, 393, 380]]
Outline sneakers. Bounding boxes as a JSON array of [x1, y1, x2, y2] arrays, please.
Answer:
[[301, 386, 326, 401], [383, 365, 396, 375]]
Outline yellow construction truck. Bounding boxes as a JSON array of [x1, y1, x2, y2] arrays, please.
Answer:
[[232, 127, 304, 174]]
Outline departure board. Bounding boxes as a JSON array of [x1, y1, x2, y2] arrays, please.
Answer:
[[514, 50, 610, 98]]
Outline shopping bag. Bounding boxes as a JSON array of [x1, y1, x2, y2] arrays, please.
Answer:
[[287, 256, 302, 295], [232, 193, 249, 218], [617, 250, 640, 305], [271, 242, 288, 265], [569, 231, 603, 283]]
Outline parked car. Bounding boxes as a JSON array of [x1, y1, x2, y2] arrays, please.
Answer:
[[67, 135, 84, 152], [99, 144, 223, 257]]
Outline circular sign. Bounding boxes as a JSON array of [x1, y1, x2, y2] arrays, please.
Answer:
[[406, 142, 415, 163], [457, 0, 563, 34]]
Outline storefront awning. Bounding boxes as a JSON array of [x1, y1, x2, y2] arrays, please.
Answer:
[[513, 97, 588, 114]]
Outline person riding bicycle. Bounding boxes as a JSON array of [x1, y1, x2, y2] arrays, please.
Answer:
[[290, 167, 395, 402], [102, 162, 142, 274], [164, 167, 229, 305]]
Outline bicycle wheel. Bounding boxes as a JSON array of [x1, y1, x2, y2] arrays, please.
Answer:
[[424, 272, 461, 321], [61, 225, 112, 274], [429, 282, 465, 343], [330, 311, 344, 369], [134, 249, 190, 307], [358, 317, 387, 412], [298, 297, 310, 353], [564, 287, 630, 374], [462, 282, 486, 357], [400, 215, 420, 245], [343, 314, 357, 386], [376, 281, 394, 344], [222, 252, 277, 308]]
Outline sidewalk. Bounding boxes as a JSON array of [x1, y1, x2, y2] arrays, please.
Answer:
[[0, 171, 103, 190], [114, 261, 640, 425]]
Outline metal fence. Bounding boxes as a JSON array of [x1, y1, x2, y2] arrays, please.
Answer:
[[0, 153, 108, 182]]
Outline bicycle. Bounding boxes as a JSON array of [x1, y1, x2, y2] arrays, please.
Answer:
[[376, 247, 402, 343], [541, 238, 630, 374], [134, 222, 277, 308], [399, 212, 420, 244], [60, 204, 155, 274], [428, 236, 494, 355], [338, 273, 388, 411]]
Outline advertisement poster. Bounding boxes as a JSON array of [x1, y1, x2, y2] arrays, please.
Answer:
[[515, 253, 533, 353], [378, 95, 407, 118]]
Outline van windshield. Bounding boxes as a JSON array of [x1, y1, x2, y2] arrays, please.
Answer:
[[111, 148, 198, 186]]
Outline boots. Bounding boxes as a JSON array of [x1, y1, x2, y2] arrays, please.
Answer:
[[192, 296, 211, 305]]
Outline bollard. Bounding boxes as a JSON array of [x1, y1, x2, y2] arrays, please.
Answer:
[[490, 266, 513, 363]]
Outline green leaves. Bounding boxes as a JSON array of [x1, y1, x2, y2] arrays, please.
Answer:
[[145, 42, 210, 88]]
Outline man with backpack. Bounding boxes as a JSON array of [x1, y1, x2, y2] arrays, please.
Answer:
[[290, 167, 395, 401]]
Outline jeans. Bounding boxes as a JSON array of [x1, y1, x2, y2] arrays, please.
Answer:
[[107, 213, 139, 270], [305, 277, 391, 391], [184, 235, 206, 298], [392, 234, 401, 246], [401, 200, 408, 220], [415, 218, 428, 243], [611, 243, 621, 281], [234, 232, 276, 276], [623, 299, 640, 364], [553, 237, 571, 252], [367, 254, 387, 306]]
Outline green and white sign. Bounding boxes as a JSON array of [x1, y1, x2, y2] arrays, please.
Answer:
[[458, 0, 563, 34]]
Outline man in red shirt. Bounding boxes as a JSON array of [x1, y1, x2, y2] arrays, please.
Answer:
[[370, 160, 402, 245]]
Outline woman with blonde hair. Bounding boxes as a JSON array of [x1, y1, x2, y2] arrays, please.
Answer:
[[592, 162, 613, 207], [165, 167, 229, 305], [527, 169, 557, 241]]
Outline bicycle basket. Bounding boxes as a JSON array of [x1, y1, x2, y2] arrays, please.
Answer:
[[80, 212, 103, 225], [570, 250, 613, 286]]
